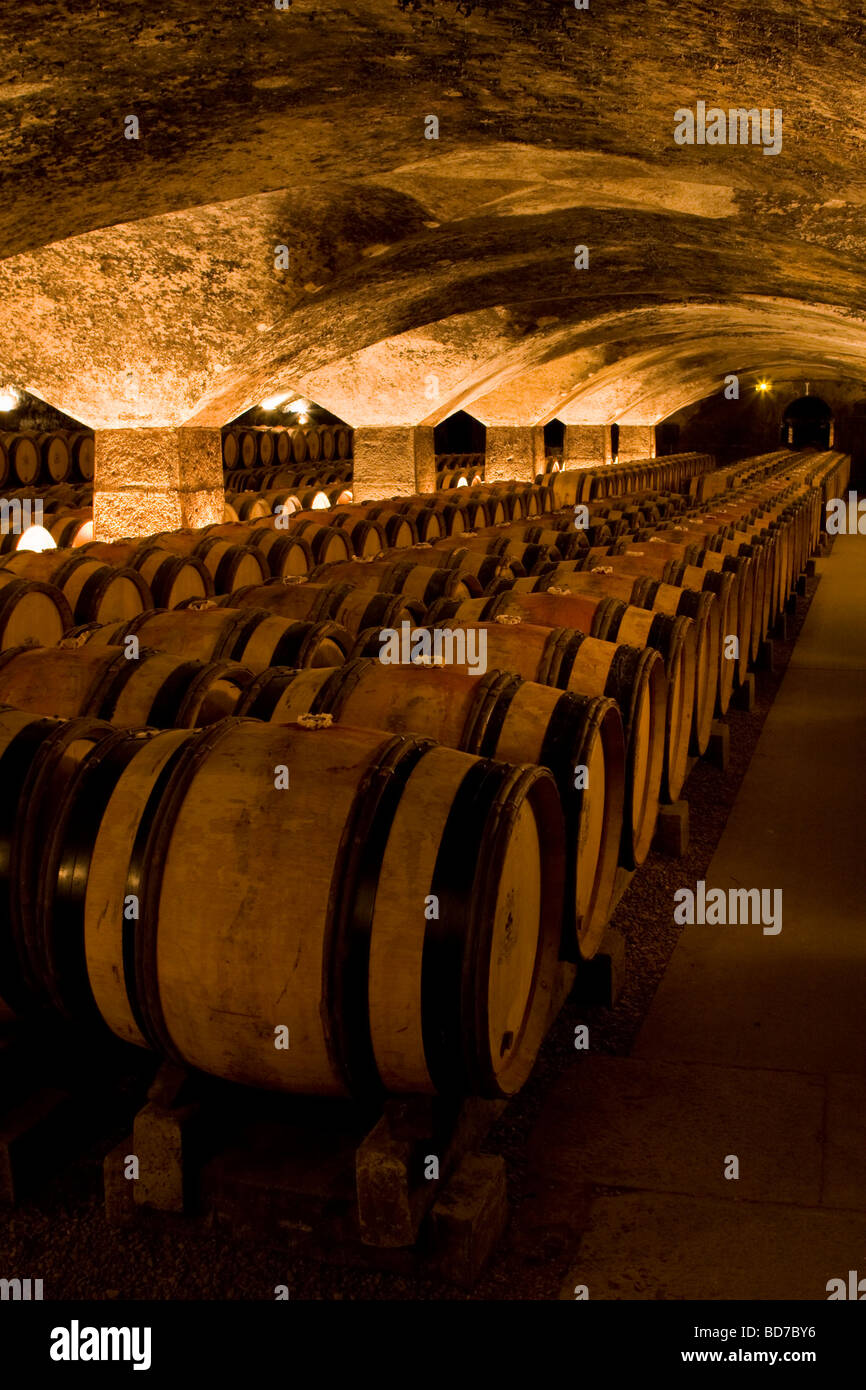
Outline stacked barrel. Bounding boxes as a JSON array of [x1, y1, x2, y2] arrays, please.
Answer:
[[0, 446, 844, 1108], [0, 429, 94, 486], [436, 452, 486, 489]]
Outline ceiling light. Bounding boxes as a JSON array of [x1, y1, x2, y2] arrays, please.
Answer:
[[756, 380, 771, 393], [0, 386, 19, 411], [260, 392, 291, 410]]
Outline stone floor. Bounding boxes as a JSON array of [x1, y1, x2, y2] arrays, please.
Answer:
[[543, 534, 866, 1299]]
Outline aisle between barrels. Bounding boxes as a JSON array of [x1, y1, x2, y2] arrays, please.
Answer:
[[534, 533, 866, 1299]]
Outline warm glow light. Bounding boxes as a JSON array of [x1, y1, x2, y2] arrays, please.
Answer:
[[72, 521, 94, 547], [0, 386, 19, 411], [16, 525, 57, 553], [260, 392, 292, 410], [296, 414, 308, 425], [756, 380, 771, 393], [311, 491, 331, 510], [281, 397, 309, 418], [457, 475, 469, 487], [337, 489, 353, 504]]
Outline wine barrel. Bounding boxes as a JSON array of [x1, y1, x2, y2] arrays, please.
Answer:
[[47, 511, 94, 549], [200, 522, 314, 580], [273, 430, 293, 466], [238, 430, 258, 470], [309, 558, 481, 603], [0, 571, 73, 647], [73, 607, 351, 674], [70, 433, 95, 482], [276, 521, 353, 565], [429, 589, 693, 804], [153, 533, 270, 595], [80, 541, 214, 610], [226, 580, 425, 637], [257, 431, 275, 468], [0, 438, 9, 488], [83, 719, 564, 1097], [222, 431, 240, 469], [320, 426, 336, 461], [0, 708, 131, 1017], [327, 512, 388, 558], [0, 644, 253, 728], [39, 433, 73, 484], [0, 553, 151, 624], [335, 425, 351, 459], [238, 660, 624, 959], [544, 556, 723, 744], [351, 618, 664, 868], [0, 433, 41, 486], [290, 429, 308, 465], [358, 506, 417, 549], [229, 492, 272, 522]]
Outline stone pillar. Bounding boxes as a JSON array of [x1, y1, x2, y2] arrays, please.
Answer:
[[352, 426, 436, 501], [563, 425, 609, 468], [485, 426, 544, 484], [93, 428, 224, 541], [616, 425, 656, 463]]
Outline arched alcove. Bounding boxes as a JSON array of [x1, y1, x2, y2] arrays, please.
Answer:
[[781, 395, 833, 449], [433, 410, 486, 455]]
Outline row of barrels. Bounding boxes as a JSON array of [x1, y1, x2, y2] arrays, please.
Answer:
[[2, 595, 621, 961], [0, 454, 837, 1102], [222, 424, 352, 470], [223, 484, 354, 522], [0, 430, 95, 487], [1, 484, 94, 552], [223, 463, 352, 492], [436, 453, 485, 489], [557, 452, 716, 504]]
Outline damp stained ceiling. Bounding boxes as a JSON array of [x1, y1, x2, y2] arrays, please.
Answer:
[[1, 0, 866, 431]]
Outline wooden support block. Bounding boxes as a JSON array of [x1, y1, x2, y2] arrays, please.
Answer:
[[104, 1135, 137, 1225], [429, 1153, 508, 1288], [652, 799, 689, 857], [733, 672, 756, 711], [706, 720, 729, 771], [0, 1089, 70, 1204], [774, 611, 793, 641], [356, 1114, 422, 1248], [805, 558, 817, 578], [132, 1095, 201, 1214], [785, 591, 798, 615], [573, 926, 626, 1009], [796, 574, 807, 597], [758, 638, 776, 673]]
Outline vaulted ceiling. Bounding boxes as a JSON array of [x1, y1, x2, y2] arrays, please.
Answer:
[[2, 0, 865, 429]]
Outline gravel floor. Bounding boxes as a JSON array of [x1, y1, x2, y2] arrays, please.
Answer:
[[0, 580, 817, 1301]]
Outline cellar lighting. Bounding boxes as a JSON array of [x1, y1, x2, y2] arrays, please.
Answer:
[[16, 525, 57, 553], [311, 492, 330, 510], [0, 386, 19, 411], [260, 392, 292, 410], [756, 380, 771, 393]]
